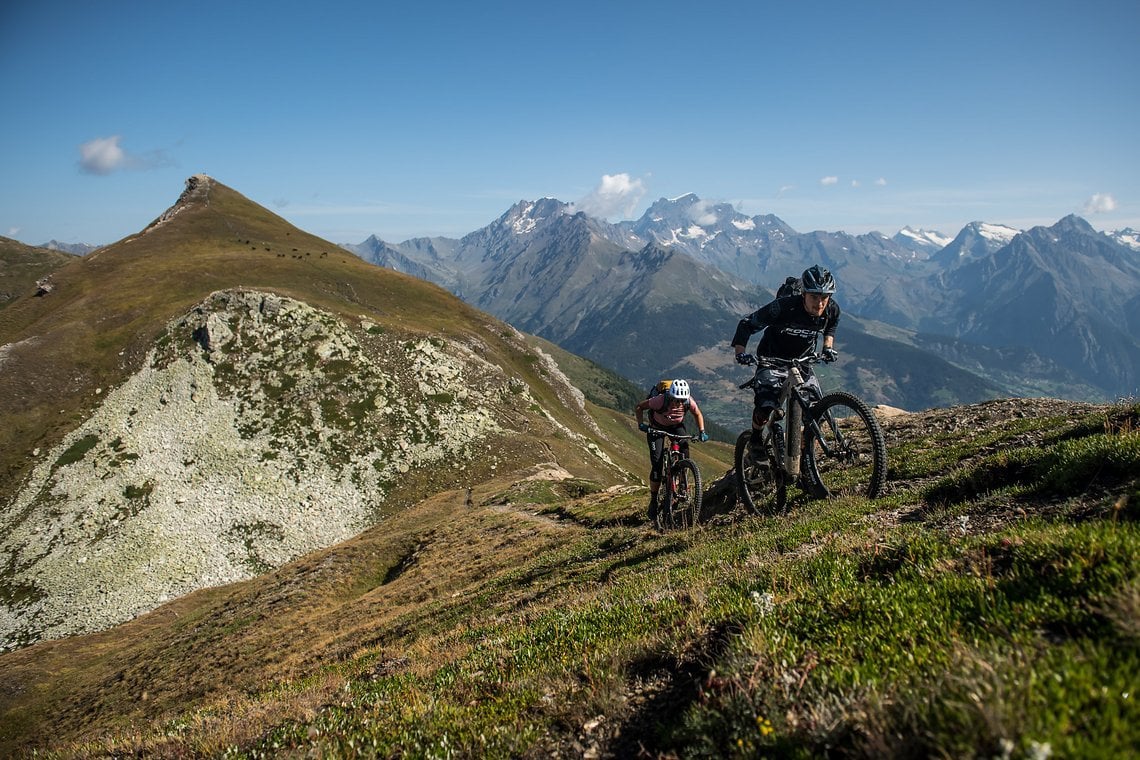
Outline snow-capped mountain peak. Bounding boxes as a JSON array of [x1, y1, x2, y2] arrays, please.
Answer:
[[896, 226, 953, 250], [505, 197, 568, 235], [975, 222, 1020, 244]]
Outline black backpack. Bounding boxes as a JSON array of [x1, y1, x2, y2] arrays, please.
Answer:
[[776, 275, 802, 298]]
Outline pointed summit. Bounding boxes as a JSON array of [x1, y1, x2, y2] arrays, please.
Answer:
[[144, 174, 213, 232], [499, 198, 572, 235], [87, 174, 328, 257], [1049, 214, 1096, 236]]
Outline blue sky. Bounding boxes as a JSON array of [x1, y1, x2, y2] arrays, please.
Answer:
[[2, 0, 1138, 247]]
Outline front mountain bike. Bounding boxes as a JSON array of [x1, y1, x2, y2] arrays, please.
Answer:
[[734, 354, 886, 514], [650, 430, 702, 530]]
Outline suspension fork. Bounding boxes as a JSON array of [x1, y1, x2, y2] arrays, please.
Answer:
[[783, 366, 806, 478]]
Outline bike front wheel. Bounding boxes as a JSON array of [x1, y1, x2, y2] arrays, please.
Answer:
[[664, 459, 702, 529], [802, 391, 887, 500], [733, 427, 786, 515]]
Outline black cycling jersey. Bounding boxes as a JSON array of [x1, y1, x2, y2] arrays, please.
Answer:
[[731, 295, 841, 359]]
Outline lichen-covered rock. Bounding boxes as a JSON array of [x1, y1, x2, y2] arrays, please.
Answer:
[[0, 289, 560, 651]]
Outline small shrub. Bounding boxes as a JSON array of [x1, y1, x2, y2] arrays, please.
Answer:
[[55, 434, 100, 467]]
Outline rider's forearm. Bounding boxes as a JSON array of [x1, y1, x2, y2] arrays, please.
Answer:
[[732, 344, 746, 354]]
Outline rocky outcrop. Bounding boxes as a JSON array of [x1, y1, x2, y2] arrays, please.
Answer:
[[0, 289, 573, 651], [145, 173, 211, 231]]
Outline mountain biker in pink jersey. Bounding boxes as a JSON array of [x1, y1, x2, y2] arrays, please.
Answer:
[[634, 378, 708, 524], [730, 265, 841, 454]]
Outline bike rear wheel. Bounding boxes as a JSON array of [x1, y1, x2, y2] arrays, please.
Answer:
[[802, 391, 887, 500], [733, 427, 786, 515]]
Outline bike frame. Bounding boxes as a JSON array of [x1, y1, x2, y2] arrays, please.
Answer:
[[753, 355, 821, 481], [650, 429, 691, 494]]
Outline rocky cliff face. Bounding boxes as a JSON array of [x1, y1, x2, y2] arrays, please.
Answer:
[[0, 288, 607, 651]]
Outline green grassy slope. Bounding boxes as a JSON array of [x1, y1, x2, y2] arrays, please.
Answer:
[[0, 236, 75, 309], [1, 397, 1136, 758]]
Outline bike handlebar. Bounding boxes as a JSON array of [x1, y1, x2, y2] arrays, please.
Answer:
[[737, 353, 823, 389], [645, 429, 696, 442]]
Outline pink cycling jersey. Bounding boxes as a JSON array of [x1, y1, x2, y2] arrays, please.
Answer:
[[647, 394, 700, 427]]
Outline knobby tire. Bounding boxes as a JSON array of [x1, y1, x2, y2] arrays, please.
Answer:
[[733, 427, 786, 515], [802, 391, 887, 500]]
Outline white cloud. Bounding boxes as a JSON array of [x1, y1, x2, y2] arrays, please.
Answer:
[[875, 177, 887, 186], [820, 176, 839, 187], [79, 136, 126, 174], [7, 226, 20, 237], [573, 173, 647, 219], [687, 198, 718, 226], [1083, 193, 1117, 214], [777, 185, 796, 197], [851, 180, 860, 188], [78, 135, 173, 175]]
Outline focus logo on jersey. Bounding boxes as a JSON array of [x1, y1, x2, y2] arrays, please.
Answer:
[[781, 326, 820, 339]]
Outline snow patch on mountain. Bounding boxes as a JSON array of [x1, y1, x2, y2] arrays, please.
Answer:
[[977, 222, 1020, 244], [897, 226, 953, 249], [511, 201, 540, 235], [1110, 228, 1140, 250]]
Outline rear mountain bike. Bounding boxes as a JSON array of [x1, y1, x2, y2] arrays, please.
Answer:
[[649, 429, 702, 530], [734, 353, 887, 514]]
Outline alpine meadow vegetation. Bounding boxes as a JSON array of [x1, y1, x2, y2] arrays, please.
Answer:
[[2, 398, 1136, 758]]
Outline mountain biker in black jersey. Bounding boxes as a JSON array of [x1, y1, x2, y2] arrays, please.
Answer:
[[730, 265, 841, 452]]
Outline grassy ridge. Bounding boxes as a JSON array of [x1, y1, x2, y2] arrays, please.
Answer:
[[0, 180, 608, 499], [1, 399, 1135, 758]]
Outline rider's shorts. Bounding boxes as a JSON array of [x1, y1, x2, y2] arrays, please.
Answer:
[[751, 366, 822, 418]]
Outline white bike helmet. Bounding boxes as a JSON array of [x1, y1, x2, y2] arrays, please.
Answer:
[[667, 378, 691, 401]]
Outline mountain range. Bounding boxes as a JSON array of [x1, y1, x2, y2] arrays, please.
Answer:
[[345, 194, 1136, 424]]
